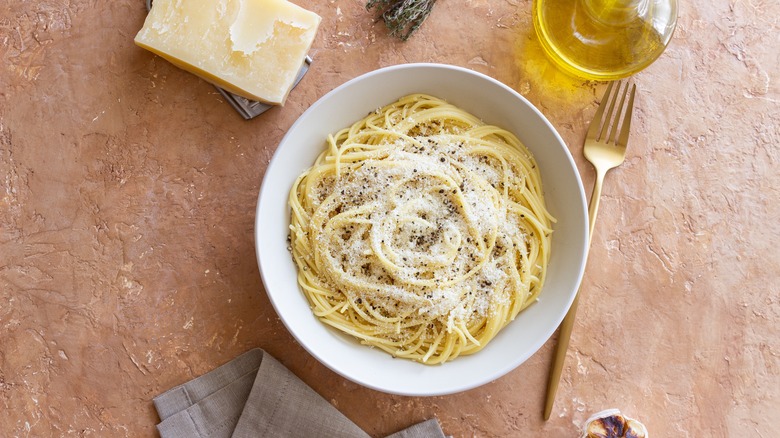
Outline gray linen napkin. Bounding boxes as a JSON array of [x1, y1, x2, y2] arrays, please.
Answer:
[[154, 349, 446, 438]]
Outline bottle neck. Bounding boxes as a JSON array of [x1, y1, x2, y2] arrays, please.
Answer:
[[583, 0, 650, 25]]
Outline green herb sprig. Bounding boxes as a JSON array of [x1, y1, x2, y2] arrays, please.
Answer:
[[366, 0, 438, 41]]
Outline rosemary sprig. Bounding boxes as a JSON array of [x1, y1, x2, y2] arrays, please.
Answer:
[[366, 0, 438, 40]]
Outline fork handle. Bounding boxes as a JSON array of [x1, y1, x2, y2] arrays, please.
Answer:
[[587, 169, 606, 246], [543, 292, 580, 420], [543, 167, 605, 420]]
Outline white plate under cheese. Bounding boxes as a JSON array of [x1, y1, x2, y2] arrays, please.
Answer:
[[135, 0, 320, 105]]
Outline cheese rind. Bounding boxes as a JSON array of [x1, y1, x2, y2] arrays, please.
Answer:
[[134, 0, 320, 105]]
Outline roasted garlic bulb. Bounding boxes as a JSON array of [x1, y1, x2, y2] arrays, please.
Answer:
[[581, 409, 648, 438]]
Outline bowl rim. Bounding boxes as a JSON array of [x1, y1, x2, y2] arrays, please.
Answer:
[[255, 62, 588, 396]]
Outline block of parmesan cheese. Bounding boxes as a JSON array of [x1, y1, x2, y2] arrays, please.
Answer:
[[134, 0, 321, 105]]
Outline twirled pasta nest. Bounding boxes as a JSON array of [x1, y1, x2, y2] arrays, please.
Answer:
[[289, 94, 553, 364]]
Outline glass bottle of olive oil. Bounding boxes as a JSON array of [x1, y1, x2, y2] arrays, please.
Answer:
[[533, 0, 677, 80]]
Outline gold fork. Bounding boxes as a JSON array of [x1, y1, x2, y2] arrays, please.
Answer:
[[543, 80, 637, 420]]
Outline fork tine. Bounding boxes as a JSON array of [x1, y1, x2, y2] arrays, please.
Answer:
[[616, 84, 636, 147], [586, 81, 616, 139], [598, 80, 622, 142], [608, 82, 630, 144]]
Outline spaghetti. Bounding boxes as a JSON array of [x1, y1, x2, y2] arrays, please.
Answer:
[[288, 94, 553, 364]]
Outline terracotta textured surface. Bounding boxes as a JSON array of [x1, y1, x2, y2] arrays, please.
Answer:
[[1, 0, 778, 436]]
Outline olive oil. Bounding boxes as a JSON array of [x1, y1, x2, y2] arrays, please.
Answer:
[[533, 0, 677, 80]]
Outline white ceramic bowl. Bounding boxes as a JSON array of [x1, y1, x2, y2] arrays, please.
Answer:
[[255, 63, 588, 396]]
